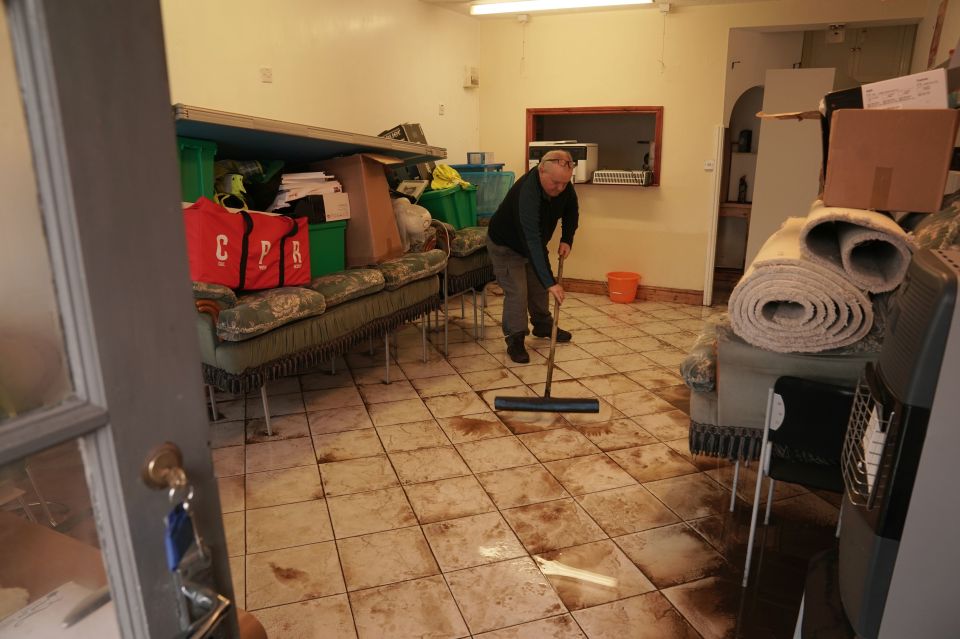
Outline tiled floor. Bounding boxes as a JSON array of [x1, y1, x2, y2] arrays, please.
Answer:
[[211, 291, 840, 639]]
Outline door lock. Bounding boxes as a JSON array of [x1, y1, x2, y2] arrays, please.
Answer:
[[142, 441, 185, 490]]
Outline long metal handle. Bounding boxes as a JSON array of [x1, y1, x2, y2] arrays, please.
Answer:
[[543, 255, 564, 399]]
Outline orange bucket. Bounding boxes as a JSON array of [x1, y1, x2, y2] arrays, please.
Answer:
[[607, 271, 640, 303]]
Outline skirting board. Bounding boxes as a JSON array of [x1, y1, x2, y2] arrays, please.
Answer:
[[563, 278, 703, 306]]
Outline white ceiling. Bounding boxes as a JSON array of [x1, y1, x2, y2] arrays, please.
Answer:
[[420, 0, 786, 16]]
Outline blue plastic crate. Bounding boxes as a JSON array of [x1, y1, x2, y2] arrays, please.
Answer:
[[459, 171, 515, 217], [448, 163, 505, 173]]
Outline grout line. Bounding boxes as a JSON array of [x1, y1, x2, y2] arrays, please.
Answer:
[[222, 293, 729, 632]]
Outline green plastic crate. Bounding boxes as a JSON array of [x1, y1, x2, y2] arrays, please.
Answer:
[[176, 136, 217, 202], [309, 220, 347, 278], [419, 184, 477, 229]]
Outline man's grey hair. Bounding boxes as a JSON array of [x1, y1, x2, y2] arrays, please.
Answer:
[[539, 149, 574, 173]]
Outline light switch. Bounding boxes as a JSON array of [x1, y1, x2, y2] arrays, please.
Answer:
[[703, 160, 716, 171]]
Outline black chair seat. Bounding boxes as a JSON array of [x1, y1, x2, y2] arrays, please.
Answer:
[[769, 457, 844, 494]]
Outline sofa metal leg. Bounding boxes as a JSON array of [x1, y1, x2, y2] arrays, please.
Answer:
[[368, 336, 374, 356], [260, 385, 272, 437], [421, 314, 427, 363], [472, 289, 479, 339], [16, 494, 38, 524], [25, 465, 61, 527], [480, 286, 487, 340], [763, 478, 775, 525], [207, 385, 219, 422], [729, 459, 740, 512], [330, 357, 336, 375], [384, 332, 391, 384], [443, 270, 449, 357]]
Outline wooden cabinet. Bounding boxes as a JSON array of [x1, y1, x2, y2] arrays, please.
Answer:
[[526, 106, 664, 185], [801, 25, 916, 90], [716, 203, 751, 270]]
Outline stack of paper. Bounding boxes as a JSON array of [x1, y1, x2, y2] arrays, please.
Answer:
[[269, 171, 342, 211]]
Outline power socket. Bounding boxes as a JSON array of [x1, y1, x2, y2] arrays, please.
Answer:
[[259, 67, 273, 84]]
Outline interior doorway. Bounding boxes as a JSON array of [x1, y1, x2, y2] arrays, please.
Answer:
[[711, 85, 763, 305]]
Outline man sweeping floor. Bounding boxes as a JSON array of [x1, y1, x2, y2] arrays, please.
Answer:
[[485, 149, 581, 363]]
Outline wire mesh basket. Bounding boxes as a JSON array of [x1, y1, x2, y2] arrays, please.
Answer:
[[842, 369, 897, 509], [592, 170, 646, 185]]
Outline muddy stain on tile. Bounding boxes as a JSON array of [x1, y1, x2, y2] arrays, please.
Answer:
[[271, 563, 308, 582]]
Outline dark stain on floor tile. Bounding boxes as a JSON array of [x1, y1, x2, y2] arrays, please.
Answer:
[[271, 563, 308, 582], [498, 413, 569, 435], [616, 523, 730, 588], [652, 384, 690, 414], [663, 576, 741, 639], [444, 415, 505, 439]]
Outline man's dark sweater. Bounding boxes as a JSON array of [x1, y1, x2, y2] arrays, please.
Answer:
[[487, 166, 579, 289]]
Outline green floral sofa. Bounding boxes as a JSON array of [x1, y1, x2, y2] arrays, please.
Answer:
[[194, 250, 447, 399]]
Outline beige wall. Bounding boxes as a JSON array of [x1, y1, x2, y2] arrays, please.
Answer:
[[724, 30, 804, 125], [913, 0, 960, 71], [478, 0, 926, 292], [160, 0, 480, 161]]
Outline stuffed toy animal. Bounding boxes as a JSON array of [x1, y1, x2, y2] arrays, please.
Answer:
[[393, 198, 432, 252]]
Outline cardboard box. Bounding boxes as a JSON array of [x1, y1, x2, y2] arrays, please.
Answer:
[[823, 109, 960, 213], [290, 192, 351, 224], [467, 151, 495, 164], [312, 154, 404, 267], [378, 123, 436, 181]]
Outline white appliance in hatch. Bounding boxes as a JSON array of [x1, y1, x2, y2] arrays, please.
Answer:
[[528, 141, 598, 183]]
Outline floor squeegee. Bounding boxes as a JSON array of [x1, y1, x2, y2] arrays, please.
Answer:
[[494, 254, 600, 414]]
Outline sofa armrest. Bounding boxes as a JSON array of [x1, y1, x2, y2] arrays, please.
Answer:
[[195, 310, 219, 365], [192, 281, 238, 308], [680, 315, 722, 393], [716, 326, 878, 433]]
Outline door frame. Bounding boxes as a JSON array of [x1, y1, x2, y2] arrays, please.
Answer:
[[1, 0, 233, 635]]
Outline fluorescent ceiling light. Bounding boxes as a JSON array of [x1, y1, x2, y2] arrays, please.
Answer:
[[471, 0, 652, 16]]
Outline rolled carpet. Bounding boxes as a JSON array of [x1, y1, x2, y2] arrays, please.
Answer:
[[799, 200, 912, 293], [729, 217, 873, 353]]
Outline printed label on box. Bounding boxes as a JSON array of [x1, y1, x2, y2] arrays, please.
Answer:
[[322, 192, 351, 221], [862, 68, 948, 110]]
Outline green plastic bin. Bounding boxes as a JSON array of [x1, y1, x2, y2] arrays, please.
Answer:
[[309, 220, 347, 278], [176, 136, 217, 202], [419, 184, 478, 229]]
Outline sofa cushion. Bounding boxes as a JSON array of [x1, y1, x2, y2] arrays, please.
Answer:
[[449, 226, 487, 257], [193, 281, 237, 308], [377, 249, 447, 291], [911, 195, 960, 250], [310, 269, 385, 309], [205, 276, 439, 380], [217, 287, 326, 341]]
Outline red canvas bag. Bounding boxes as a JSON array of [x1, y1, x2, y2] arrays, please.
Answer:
[[183, 197, 311, 290], [183, 197, 250, 288], [243, 213, 310, 290]]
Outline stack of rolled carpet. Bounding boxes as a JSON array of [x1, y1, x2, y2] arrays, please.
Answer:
[[729, 200, 912, 353]]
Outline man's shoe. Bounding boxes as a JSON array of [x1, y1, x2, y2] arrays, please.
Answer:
[[532, 326, 572, 342], [506, 334, 530, 363]]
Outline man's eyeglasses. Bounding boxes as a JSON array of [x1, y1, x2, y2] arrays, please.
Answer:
[[544, 158, 578, 169]]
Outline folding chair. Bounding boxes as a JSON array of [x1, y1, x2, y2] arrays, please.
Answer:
[[742, 376, 855, 587]]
